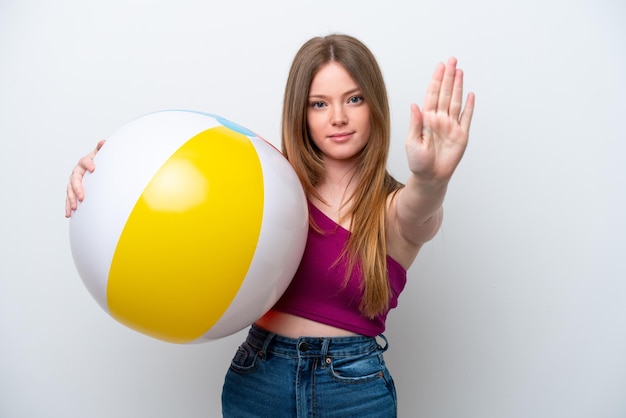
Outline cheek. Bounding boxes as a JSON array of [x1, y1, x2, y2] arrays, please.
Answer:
[[306, 113, 324, 140], [356, 108, 372, 136], [359, 116, 372, 141]]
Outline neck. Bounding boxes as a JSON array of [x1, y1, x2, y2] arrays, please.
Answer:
[[320, 156, 359, 188], [312, 160, 360, 225]]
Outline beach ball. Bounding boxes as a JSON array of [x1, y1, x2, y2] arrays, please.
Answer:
[[69, 110, 308, 344]]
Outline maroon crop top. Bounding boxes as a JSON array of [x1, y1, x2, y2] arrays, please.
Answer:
[[272, 201, 407, 337]]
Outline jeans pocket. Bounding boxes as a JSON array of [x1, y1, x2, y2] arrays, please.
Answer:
[[229, 341, 261, 375], [327, 350, 385, 384]]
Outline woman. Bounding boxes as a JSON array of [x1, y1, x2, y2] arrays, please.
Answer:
[[66, 34, 474, 417]]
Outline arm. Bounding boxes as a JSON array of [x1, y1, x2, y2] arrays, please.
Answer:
[[64, 139, 105, 218], [392, 57, 475, 245]]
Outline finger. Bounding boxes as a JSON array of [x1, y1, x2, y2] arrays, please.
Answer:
[[423, 62, 445, 113], [449, 69, 464, 121], [459, 92, 476, 132], [408, 103, 424, 141], [95, 139, 106, 152], [78, 155, 96, 173], [78, 143, 101, 173], [83, 139, 105, 170], [69, 165, 87, 201], [65, 194, 72, 218], [65, 182, 78, 217], [437, 57, 458, 113]]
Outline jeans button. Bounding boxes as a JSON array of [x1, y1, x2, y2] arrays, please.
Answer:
[[298, 342, 308, 352]]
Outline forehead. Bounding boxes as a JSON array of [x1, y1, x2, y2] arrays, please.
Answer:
[[309, 62, 359, 94]]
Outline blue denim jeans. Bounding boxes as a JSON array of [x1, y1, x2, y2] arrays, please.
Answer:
[[222, 324, 397, 417]]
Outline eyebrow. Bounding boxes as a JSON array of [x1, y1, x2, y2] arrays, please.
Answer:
[[308, 88, 362, 100]]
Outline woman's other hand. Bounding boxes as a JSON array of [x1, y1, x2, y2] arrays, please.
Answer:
[[65, 140, 105, 218]]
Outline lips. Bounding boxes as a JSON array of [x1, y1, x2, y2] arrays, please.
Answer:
[[328, 131, 354, 142]]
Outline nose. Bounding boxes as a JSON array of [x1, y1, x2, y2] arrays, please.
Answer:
[[330, 104, 347, 126]]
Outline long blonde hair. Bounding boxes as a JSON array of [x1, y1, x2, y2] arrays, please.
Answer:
[[281, 34, 403, 318]]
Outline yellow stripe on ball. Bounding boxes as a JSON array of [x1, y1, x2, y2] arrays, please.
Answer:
[[107, 126, 264, 343]]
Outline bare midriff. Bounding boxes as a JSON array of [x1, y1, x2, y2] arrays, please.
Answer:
[[254, 309, 359, 338]]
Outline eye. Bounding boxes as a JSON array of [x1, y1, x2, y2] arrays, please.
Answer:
[[348, 95, 364, 104], [309, 101, 326, 109]]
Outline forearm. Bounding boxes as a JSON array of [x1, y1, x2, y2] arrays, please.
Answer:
[[394, 174, 448, 243]]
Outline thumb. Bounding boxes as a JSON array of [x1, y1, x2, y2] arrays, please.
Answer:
[[408, 103, 423, 140]]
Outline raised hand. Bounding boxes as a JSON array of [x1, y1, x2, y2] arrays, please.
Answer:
[[65, 140, 105, 218], [405, 57, 475, 183]]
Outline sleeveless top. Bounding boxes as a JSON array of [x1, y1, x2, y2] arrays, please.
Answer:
[[272, 201, 407, 337]]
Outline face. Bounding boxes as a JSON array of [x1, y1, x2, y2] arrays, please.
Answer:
[[306, 62, 371, 165]]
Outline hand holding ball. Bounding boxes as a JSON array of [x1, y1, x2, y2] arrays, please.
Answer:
[[69, 110, 308, 344]]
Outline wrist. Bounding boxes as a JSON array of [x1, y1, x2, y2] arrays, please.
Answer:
[[407, 173, 449, 195]]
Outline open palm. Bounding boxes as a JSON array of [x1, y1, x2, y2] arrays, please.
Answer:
[[406, 57, 475, 182]]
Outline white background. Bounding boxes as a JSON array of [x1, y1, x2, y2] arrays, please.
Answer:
[[1, 1, 625, 417]]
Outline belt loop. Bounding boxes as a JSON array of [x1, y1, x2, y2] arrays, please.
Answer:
[[377, 334, 389, 352], [321, 338, 331, 358], [260, 329, 276, 358]]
